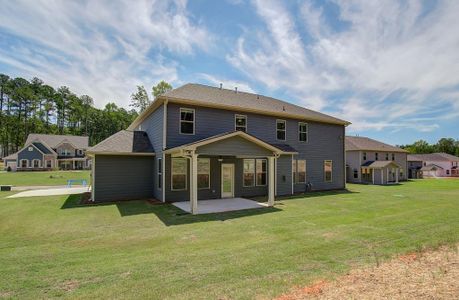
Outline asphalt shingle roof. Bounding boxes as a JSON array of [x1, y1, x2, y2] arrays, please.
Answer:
[[408, 153, 459, 162], [346, 136, 408, 153], [162, 84, 350, 125], [26, 134, 89, 149], [87, 131, 154, 154], [32, 142, 53, 154]]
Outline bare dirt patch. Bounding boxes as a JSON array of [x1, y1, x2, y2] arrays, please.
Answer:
[[277, 244, 459, 299]]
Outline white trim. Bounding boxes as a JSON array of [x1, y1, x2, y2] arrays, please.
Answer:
[[255, 158, 267, 186], [91, 155, 95, 201], [18, 142, 45, 156], [324, 160, 333, 183], [19, 159, 28, 168], [221, 163, 235, 198], [179, 107, 195, 135], [268, 157, 275, 206], [298, 122, 308, 142], [242, 158, 255, 187], [32, 159, 41, 168], [162, 153, 166, 202], [234, 114, 247, 132], [291, 154, 294, 194], [190, 153, 198, 214], [171, 157, 187, 191], [197, 158, 211, 189], [276, 119, 286, 141]]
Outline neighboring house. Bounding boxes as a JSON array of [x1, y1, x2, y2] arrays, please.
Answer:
[[345, 136, 408, 185], [408, 153, 459, 178], [2, 134, 90, 171], [87, 83, 350, 212]]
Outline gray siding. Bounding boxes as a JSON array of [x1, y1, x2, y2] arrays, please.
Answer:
[[138, 104, 164, 200], [94, 155, 154, 202], [17, 145, 44, 167], [196, 136, 273, 156], [276, 155, 292, 196], [166, 103, 345, 192], [346, 151, 361, 183]]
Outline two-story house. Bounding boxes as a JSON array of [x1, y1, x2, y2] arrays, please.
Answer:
[[346, 136, 408, 184], [2, 134, 90, 171], [87, 83, 350, 213], [408, 153, 459, 178]]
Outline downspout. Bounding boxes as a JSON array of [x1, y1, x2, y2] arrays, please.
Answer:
[[162, 98, 168, 202]]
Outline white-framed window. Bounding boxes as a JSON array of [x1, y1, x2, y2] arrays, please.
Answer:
[[20, 159, 28, 168], [363, 152, 367, 160], [243, 159, 255, 187], [256, 159, 267, 186], [385, 153, 389, 160], [276, 120, 286, 140], [60, 149, 71, 156], [292, 159, 306, 183], [157, 158, 162, 189], [235, 114, 247, 132], [77, 149, 84, 156], [198, 158, 210, 189], [180, 108, 195, 135], [32, 159, 41, 168], [392, 153, 395, 161], [171, 158, 187, 190], [46, 160, 52, 168], [324, 160, 333, 182], [375, 153, 379, 161], [298, 122, 308, 142], [353, 169, 358, 178]]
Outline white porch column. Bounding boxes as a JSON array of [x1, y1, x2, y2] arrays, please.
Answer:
[[372, 169, 375, 184], [73, 160, 76, 170], [190, 153, 198, 214], [396, 168, 399, 183], [381, 169, 384, 184], [268, 156, 275, 207], [387, 168, 389, 184]]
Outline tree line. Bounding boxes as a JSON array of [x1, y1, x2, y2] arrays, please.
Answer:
[[400, 138, 459, 156], [0, 73, 172, 157]]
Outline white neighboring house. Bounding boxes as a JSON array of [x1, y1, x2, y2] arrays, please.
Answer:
[[408, 153, 459, 178]]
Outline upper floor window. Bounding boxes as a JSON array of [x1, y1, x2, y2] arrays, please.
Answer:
[[235, 114, 247, 132], [180, 108, 194, 135], [385, 153, 389, 160], [363, 152, 367, 160], [77, 149, 84, 156], [60, 149, 71, 156], [276, 120, 286, 140], [375, 153, 379, 160], [324, 160, 333, 182], [392, 153, 395, 161], [298, 122, 308, 142]]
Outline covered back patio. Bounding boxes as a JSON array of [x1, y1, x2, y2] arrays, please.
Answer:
[[164, 131, 296, 214], [361, 160, 402, 185]]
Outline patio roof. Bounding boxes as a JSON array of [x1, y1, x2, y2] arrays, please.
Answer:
[[361, 160, 402, 169]]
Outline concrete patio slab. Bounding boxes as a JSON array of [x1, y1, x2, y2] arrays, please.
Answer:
[[7, 187, 90, 198], [172, 197, 268, 214]]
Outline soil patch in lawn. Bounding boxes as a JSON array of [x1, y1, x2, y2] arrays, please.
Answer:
[[277, 244, 459, 300]]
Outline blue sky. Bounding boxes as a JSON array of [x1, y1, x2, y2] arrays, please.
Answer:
[[1, 0, 459, 145]]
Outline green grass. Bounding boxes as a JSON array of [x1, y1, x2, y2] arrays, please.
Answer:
[[0, 179, 458, 299], [0, 170, 90, 186]]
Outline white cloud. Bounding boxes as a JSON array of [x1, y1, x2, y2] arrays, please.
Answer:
[[0, 0, 211, 108], [228, 0, 459, 132]]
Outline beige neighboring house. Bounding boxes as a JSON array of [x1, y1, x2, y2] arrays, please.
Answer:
[[346, 136, 408, 185], [408, 153, 459, 178], [2, 134, 91, 171]]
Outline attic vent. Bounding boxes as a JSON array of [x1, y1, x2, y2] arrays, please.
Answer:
[[235, 87, 238, 93], [219, 83, 222, 89]]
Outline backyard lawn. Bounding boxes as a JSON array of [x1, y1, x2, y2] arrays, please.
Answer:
[[0, 179, 458, 299], [0, 170, 90, 186]]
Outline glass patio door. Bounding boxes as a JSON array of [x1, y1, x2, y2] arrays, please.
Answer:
[[221, 164, 234, 198]]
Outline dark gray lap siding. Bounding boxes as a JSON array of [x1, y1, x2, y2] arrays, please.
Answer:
[[94, 155, 154, 202]]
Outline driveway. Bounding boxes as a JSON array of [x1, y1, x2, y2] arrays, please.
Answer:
[[8, 187, 90, 198]]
